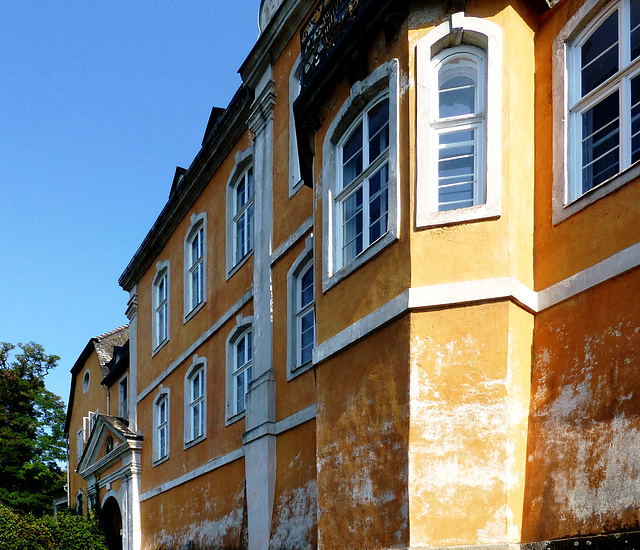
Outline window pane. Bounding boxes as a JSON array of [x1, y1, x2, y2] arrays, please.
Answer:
[[632, 0, 640, 61], [247, 203, 254, 253], [247, 331, 253, 361], [369, 164, 389, 243], [632, 75, 640, 163], [438, 129, 476, 210], [439, 67, 477, 118], [581, 91, 620, 192], [300, 267, 314, 308], [342, 125, 363, 185], [236, 337, 246, 370], [343, 188, 363, 262], [236, 178, 246, 211], [581, 10, 618, 96], [235, 214, 245, 261], [247, 168, 254, 198], [300, 310, 315, 365], [368, 99, 389, 163]]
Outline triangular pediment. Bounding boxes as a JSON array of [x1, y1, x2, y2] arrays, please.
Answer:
[[77, 414, 142, 477]]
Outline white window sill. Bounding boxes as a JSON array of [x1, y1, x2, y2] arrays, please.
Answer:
[[225, 410, 245, 427], [183, 300, 206, 324], [416, 203, 500, 229], [287, 359, 313, 382], [323, 232, 397, 293], [183, 434, 206, 450], [226, 251, 253, 282], [152, 338, 169, 357], [553, 162, 640, 224], [152, 455, 169, 468]]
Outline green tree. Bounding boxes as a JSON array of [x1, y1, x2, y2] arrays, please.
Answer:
[[0, 342, 66, 515]]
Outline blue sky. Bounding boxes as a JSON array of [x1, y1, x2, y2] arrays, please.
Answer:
[[0, 1, 261, 405]]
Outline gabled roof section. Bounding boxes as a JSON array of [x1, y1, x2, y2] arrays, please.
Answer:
[[64, 325, 129, 434], [77, 413, 142, 477], [101, 340, 130, 388]]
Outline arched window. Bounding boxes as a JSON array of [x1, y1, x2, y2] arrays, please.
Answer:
[[431, 47, 486, 211], [415, 14, 502, 227]]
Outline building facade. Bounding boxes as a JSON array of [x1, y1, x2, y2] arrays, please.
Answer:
[[66, 0, 640, 548]]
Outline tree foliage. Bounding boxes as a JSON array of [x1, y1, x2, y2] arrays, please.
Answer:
[[0, 342, 66, 515]]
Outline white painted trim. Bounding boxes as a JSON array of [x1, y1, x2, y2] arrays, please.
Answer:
[[415, 13, 502, 228], [313, 242, 640, 363], [137, 289, 253, 402], [270, 215, 313, 265], [242, 404, 317, 444], [140, 447, 245, 502]]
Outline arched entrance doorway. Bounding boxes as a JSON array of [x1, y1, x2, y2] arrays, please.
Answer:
[[100, 496, 123, 550]]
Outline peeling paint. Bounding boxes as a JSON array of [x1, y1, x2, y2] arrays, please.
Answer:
[[270, 480, 317, 550]]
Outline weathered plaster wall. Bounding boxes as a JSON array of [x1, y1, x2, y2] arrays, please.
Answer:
[[408, 302, 533, 547], [523, 268, 640, 541], [269, 421, 317, 550], [141, 458, 247, 550], [315, 317, 410, 549]]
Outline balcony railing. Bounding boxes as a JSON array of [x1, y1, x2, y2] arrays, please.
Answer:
[[299, 0, 364, 87]]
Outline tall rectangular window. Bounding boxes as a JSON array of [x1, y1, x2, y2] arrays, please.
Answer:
[[155, 270, 168, 348], [568, 0, 640, 201], [119, 376, 128, 420], [432, 47, 486, 211], [337, 97, 390, 266], [233, 330, 253, 415], [188, 367, 205, 441], [189, 227, 204, 310], [156, 395, 168, 461], [233, 168, 254, 265], [296, 263, 315, 367]]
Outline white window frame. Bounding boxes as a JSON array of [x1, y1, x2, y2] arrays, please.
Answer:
[[184, 356, 207, 448], [287, 235, 315, 380], [118, 375, 128, 420], [322, 59, 400, 291], [184, 212, 207, 321], [289, 55, 304, 197], [226, 148, 254, 278], [152, 261, 170, 354], [153, 389, 170, 465], [225, 314, 253, 425], [553, 0, 640, 222], [76, 428, 84, 463], [416, 13, 502, 228]]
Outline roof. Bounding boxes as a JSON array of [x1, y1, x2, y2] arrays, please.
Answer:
[[64, 325, 129, 434]]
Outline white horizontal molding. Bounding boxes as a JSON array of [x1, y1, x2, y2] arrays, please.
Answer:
[[314, 242, 640, 364], [138, 289, 253, 403], [242, 404, 316, 445], [140, 447, 245, 502]]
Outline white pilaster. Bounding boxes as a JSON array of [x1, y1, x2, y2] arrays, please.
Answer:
[[245, 66, 277, 550]]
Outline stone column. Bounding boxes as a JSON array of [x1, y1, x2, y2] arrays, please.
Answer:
[[245, 66, 277, 550]]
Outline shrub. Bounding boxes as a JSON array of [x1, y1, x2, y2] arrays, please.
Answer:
[[0, 503, 108, 550]]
